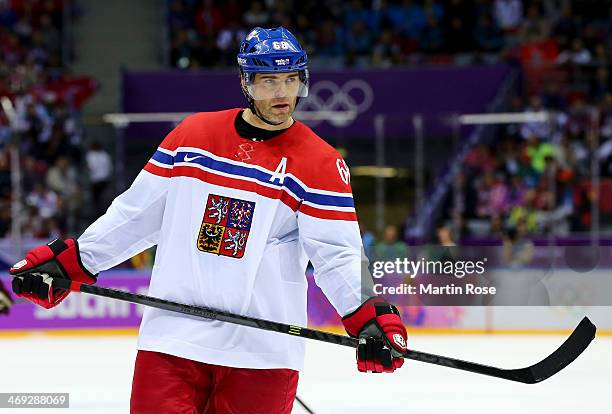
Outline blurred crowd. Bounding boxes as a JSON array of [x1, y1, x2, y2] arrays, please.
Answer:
[[441, 91, 612, 238], [167, 0, 611, 241], [0, 0, 99, 239], [167, 0, 611, 69], [432, 0, 611, 239], [362, 223, 410, 262], [0, 0, 609, 245]]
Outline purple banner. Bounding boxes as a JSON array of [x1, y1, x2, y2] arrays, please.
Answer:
[[0, 273, 150, 330], [0, 271, 343, 331], [1, 270, 465, 331], [122, 65, 512, 139]]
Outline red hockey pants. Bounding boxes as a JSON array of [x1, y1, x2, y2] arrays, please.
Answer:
[[130, 350, 299, 414]]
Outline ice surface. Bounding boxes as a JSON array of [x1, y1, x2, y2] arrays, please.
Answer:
[[0, 333, 609, 413]]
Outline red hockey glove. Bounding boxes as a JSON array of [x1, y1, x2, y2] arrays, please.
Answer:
[[9, 238, 96, 309], [342, 297, 407, 373], [0, 279, 13, 315]]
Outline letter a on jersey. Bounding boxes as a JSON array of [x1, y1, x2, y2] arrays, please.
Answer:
[[197, 194, 255, 259], [269, 157, 287, 184]]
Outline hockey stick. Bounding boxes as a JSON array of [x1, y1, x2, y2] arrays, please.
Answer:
[[51, 279, 596, 384], [295, 396, 315, 414]]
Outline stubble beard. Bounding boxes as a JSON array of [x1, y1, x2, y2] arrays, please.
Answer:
[[257, 99, 296, 125]]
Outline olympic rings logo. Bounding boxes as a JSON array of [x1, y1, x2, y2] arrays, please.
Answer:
[[297, 79, 374, 127]]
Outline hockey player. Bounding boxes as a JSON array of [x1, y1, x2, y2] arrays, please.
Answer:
[[9, 27, 407, 413], [0, 279, 13, 315]]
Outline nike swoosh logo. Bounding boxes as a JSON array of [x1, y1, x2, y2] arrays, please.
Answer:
[[184, 154, 205, 162]]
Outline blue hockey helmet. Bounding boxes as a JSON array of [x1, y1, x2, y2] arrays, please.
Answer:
[[237, 27, 309, 104]]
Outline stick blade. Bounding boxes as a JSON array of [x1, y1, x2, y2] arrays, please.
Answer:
[[505, 317, 596, 384]]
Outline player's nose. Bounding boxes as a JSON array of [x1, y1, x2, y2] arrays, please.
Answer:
[[274, 83, 289, 98]]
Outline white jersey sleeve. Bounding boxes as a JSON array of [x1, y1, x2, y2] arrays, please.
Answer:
[[296, 154, 369, 317], [298, 214, 367, 317]]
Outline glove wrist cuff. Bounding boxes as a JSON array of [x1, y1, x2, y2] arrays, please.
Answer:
[[341, 297, 387, 337], [55, 238, 97, 283]]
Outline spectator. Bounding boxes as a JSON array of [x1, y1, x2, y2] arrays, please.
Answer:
[[243, 1, 268, 27], [38, 14, 61, 55], [168, 0, 193, 32], [26, 183, 58, 220], [489, 173, 510, 214], [465, 144, 497, 173], [445, 15, 473, 53], [345, 0, 376, 32], [489, 214, 505, 238], [436, 223, 456, 247], [216, 20, 246, 65], [542, 0, 571, 25], [0, 1, 17, 28], [171, 29, 195, 69], [86, 141, 112, 216], [519, 4, 551, 43], [21, 155, 47, 194], [540, 82, 567, 110], [46, 156, 80, 231], [494, 0, 523, 32], [37, 124, 72, 164], [590, 67, 610, 101], [444, 0, 473, 32], [420, 13, 445, 53], [551, 5, 578, 49], [395, 0, 427, 39], [423, 0, 444, 22], [345, 20, 372, 66], [0, 149, 10, 197], [533, 175, 555, 211], [0, 201, 10, 237], [508, 175, 527, 208], [556, 38, 592, 65], [508, 190, 539, 232], [476, 172, 495, 218], [360, 224, 376, 261], [474, 14, 504, 52], [520, 96, 551, 140], [601, 94, 612, 138], [565, 98, 592, 139], [314, 19, 344, 60], [502, 221, 534, 267], [15, 95, 53, 145], [525, 135, 555, 173], [374, 224, 409, 261], [372, 29, 401, 67], [194, 0, 224, 36]]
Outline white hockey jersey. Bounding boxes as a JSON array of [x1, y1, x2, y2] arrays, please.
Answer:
[[77, 109, 365, 371]]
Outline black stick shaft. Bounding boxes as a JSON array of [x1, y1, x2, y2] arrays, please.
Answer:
[[51, 279, 595, 384], [295, 396, 315, 414]]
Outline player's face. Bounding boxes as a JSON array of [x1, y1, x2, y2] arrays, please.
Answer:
[[251, 72, 300, 124]]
